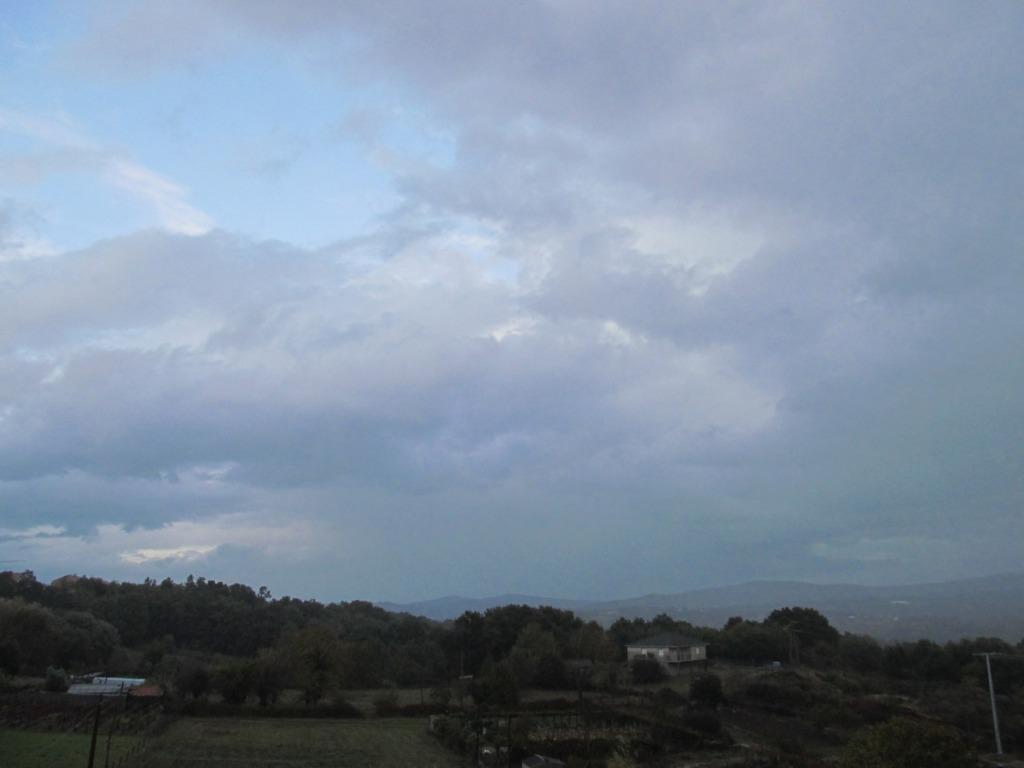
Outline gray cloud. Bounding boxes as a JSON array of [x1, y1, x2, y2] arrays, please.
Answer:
[[3, 2, 1021, 599]]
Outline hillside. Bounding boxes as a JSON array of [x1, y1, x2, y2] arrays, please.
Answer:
[[379, 572, 1024, 642]]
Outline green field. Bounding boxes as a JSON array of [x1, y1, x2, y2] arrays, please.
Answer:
[[0, 728, 139, 768], [133, 717, 461, 768]]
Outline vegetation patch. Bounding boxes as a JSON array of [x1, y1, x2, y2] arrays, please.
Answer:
[[133, 717, 460, 767], [0, 728, 139, 768]]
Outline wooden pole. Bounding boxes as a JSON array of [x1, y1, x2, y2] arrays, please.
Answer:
[[86, 697, 102, 768]]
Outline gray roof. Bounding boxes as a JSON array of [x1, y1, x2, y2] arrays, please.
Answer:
[[626, 632, 706, 649], [68, 683, 129, 696], [91, 677, 145, 687]]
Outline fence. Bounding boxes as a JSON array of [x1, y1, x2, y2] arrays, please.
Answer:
[[110, 704, 167, 768], [0, 690, 168, 768]]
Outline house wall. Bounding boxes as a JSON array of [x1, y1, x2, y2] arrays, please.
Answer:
[[626, 645, 707, 673]]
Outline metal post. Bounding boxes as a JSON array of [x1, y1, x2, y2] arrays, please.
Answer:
[[86, 697, 102, 768], [104, 707, 119, 768], [977, 653, 1003, 756]]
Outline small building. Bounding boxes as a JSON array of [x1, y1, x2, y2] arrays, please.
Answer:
[[127, 684, 163, 699], [127, 684, 163, 708], [67, 677, 146, 696], [91, 677, 146, 688], [67, 683, 127, 696], [626, 633, 707, 675]]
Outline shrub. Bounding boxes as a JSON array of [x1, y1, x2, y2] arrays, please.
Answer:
[[839, 718, 974, 768], [213, 663, 251, 705], [654, 686, 686, 708], [470, 663, 519, 707], [534, 653, 568, 689], [690, 673, 724, 708], [743, 680, 808, 714], [630, 658, 665, 684], [174, 662, 210, 699], [44, 666, 68, 692]]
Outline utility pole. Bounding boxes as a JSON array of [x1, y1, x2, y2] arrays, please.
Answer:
[[974, 653, 1003, 757], [782, 622, 800, 666]]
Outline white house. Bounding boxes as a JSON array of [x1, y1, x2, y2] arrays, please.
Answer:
[[626, 633, 707, 675]]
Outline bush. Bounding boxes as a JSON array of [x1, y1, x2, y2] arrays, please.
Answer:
[[0, 638, 20, 675], [690, 673, 724, 708], [470, 663, 519, 707], [654, 686, 687, 709], [174, 662, 210, 699], [743, 681, 808, 713], [630, 658, 665, 684], [534, 653, 568, 689], [839, 718, 974, 768], [213, 663, 251, 705], [44, 666, 68, 692]]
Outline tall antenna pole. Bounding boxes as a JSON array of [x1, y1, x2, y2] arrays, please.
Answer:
[[974, 653, 1003, 756]]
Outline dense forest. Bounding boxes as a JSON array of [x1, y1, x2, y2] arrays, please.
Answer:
[[2, 569, 1022, 709]]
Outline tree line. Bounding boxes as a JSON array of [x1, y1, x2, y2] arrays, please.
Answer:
[[1, 570, 1022, 706]]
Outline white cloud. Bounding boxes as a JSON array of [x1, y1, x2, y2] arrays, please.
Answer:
[[106, 160, 213, 236], [120, 545, 217, 565], [0, 524, 66, 539], [0, 110, 213, 236]]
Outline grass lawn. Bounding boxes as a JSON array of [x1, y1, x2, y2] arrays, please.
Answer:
[[0, 728, 139, 768], [133, 717, 460, 768]]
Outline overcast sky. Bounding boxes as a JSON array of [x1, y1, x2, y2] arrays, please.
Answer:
[[1, 1, 1022, 602]]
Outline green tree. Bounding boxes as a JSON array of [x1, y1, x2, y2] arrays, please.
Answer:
[[214, 662, 251, 705], [534, 653, 568, 689], [838, 633, 883, 673], [45, 666, 68, 692], [508, 623, 558, 686], [284, 626, 339, 706], [470, 661, 519, 708], [251, 651, 286, 707], [839, 718, 974, 768], [765, 606, 840, 649], [174, 662, 210, 699]]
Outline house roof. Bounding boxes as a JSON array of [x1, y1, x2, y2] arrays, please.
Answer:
[[91, 677, 146, 687], [626, 632, 706, 649], [68, 684, 129, 696], [127, 685, 163, 698]]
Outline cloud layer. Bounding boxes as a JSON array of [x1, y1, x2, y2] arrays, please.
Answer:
[[1, 2, 1022, 600]]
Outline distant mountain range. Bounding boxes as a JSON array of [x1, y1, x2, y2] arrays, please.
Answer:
[[377, 572, 1024, 643]]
